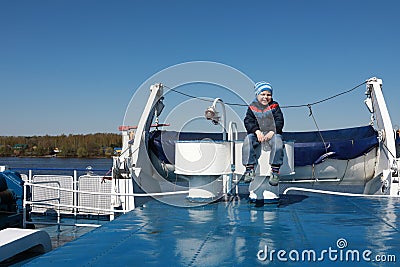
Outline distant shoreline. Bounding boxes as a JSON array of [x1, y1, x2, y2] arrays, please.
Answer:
[[0, 133, 121, 158], [0, 155, 114, 159]]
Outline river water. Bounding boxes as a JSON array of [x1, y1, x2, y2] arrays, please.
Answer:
[[0, 157, 113, 176]]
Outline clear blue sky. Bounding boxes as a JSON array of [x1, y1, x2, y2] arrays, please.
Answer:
[[1, 0, 399, 136]]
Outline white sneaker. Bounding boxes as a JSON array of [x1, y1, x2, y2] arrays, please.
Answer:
[[269, 172, 279, 186], [243, 168, 255, 183]]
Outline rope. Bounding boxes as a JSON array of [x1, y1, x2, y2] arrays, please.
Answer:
[[165, 86, 216, 103], [307, 104, 328, 153], [165, 86, 249, 106], [381, 138, 397, 159], [164, 81, 367, 149], [281, 80, 367, 109], [165, 81, 368, 109]]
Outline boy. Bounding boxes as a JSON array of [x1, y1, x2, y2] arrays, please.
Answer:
[[242, 81, 284, 186]]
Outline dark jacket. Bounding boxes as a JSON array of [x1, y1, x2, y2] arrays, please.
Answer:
[[244, 99, 284, 135]]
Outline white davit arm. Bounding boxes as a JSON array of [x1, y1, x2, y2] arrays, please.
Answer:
[[130, 83, 164, 166], [366, 77, 398, 196]]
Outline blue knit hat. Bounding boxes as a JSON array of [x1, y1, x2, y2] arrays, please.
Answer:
[[254, 81, 273, 96]]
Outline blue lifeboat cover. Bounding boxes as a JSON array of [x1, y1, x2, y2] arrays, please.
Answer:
[[282, 125, 378, 166], [149, 125, 378, 167]]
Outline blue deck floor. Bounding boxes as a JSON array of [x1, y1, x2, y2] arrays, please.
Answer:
[[24, 192, 400, 266]]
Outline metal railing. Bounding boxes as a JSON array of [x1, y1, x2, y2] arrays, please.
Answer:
[[21, 168, 190, 229], [22, 168, 115, 229]]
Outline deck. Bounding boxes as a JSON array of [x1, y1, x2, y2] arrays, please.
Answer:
[[23, 191, 400, 266]]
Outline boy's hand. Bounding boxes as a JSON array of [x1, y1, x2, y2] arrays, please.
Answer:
[[264, 131, 275, 141], [255, 130, 264, 142]]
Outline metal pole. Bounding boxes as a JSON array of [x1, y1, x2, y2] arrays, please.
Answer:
[[22, 180, 27, 229], [57, 183, 61, 232], [74, 170, 77, 218]]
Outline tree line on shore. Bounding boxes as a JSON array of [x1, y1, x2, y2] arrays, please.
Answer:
[[0, 133, 122, 158]]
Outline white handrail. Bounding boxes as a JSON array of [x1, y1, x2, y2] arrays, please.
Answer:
[[23, 180, 190, 229], [212, 98, 227, 140], [24, 200, 131, 213], [228, 121, 238, 165], [25, 181, 188, 197], [283, 187, 400, 197], [226, 121, 239, 195], [23, 221, 102, 228]]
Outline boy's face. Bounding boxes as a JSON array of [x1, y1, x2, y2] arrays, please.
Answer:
[[257, 91, 272, 105]]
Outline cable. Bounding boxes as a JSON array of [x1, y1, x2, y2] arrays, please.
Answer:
[[165, 86, 213, 103], [307, 104, 328, 153], [164, 81, 367, 148], [281, 80, 367, 109], [165, 81, 367, 109], [381, 138, 397, 159], [164, 85, 249, 106]]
